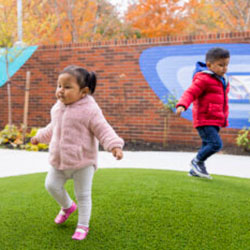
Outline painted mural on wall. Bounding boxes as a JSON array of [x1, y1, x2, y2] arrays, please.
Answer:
[[0, 46, 38, 87], [139, 43, 250, 129]]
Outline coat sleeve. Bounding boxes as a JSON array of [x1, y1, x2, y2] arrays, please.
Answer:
[[35, 123, 53, 144], [176, 75, 207, 110], [34, 102, 58, 144], [89, 109, 124, 152]]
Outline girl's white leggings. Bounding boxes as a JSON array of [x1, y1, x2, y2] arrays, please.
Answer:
[[45, 165, 94, 227]]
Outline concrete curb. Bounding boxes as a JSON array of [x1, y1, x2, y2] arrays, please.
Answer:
[[0, 149, 249, 179]]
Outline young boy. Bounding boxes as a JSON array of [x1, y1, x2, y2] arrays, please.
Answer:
[[176, 47, 230, 179]]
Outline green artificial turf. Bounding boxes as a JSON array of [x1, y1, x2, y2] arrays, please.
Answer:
[[0, 169, 250, 250]]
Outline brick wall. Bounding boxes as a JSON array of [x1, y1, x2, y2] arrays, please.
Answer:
[[1, 31, 250, 148]]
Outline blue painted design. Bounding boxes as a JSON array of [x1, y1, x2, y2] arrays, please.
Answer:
[[139, 43, 250, 129], [0, 46, 38, 87]]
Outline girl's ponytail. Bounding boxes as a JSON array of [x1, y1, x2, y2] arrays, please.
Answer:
[[87, 72, 97, 94]]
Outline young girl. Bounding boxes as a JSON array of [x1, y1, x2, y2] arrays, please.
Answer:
[[31, 65, 124, 240]]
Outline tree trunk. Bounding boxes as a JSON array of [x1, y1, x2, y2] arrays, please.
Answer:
[[22, 71, 31, 143]]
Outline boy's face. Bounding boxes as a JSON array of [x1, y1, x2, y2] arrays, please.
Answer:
[[207, 58, 230, 77]]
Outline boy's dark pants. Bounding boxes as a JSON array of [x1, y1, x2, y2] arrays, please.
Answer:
[[196, 126, 223, 162]]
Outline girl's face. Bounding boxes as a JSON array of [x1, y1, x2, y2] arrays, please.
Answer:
[[56, 73, 88, 105]]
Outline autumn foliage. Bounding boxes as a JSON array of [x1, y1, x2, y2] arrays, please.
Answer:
[[0, 0, 136, 45], [125, 0, 250, 37], [0, 0, 250, 45], [182, 0, 250, 34], [125, 0, 187, 37]]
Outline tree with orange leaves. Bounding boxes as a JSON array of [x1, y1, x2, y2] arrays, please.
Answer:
[[213, 0, 250, 32], [0, 0, 136, 45], [183, 0, 250, 34], [23, 0, 137, 44], [0, 0, 17, 127], [182, 0, 225, 35], [22, 0, 58, 44], [0, 0, 17, 47], [125, 0, 250, 37], [125, 0, 187, 37]]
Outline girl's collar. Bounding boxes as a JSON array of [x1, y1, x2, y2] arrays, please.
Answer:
[[58, 95, 91, 107]]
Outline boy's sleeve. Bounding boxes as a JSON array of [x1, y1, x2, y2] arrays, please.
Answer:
[[176, 76, 206, 110], [35, 123, 53, 144], [89, 109, 124, 152]]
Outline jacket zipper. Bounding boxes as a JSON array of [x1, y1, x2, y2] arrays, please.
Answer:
[[222, 81, 228, 127], [214, 74, 228, 126]]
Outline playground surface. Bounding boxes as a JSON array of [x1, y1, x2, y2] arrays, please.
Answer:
[[0, 148, 249, 179]]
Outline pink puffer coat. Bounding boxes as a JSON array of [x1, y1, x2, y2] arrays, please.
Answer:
[[35, 95, 124, 170]]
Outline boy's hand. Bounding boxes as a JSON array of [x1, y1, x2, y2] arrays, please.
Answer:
[[112, 147, 123, 160], [31, 137, 39, 145], [176, 106, 185, 116]]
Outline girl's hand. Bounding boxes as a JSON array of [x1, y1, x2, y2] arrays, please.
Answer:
[[31, 137, 39, 145], [112, 147, 123, 160], [176, 106, 185, 116]]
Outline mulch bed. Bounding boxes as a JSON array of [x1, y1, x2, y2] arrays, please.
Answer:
[[1, 141, 249, 156], [122, 140, 250, 156]]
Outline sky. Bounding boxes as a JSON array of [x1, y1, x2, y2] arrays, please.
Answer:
[[108, 0, 131, 16], [108, 0, 188, 17]]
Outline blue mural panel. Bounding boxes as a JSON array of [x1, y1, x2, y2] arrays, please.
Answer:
[[139, 43, 250, 129], [0, 46, 38, 87]]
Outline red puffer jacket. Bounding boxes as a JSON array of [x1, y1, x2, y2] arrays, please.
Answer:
[[176, 72, 230, 128]]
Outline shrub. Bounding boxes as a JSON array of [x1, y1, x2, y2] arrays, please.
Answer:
[[0, 124, 23, 148], [236, 128, 250, 152], [162, 93, 178, 112], [0, 125, 48, 151]]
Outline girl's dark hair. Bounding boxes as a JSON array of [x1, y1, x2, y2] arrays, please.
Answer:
[[205, 47, 230, 63], [61, 65, 97, 94]]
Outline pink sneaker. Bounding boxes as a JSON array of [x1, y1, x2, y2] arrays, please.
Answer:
[[54, 202, 77, 224], [72, 225, 89, 240]]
